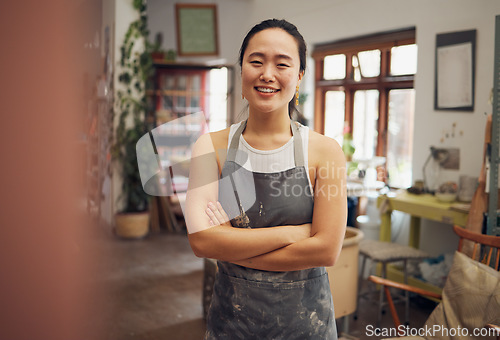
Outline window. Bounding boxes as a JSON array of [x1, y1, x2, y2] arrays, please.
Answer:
[[313, 28, 416, 188], [208, 67, 229, 132]]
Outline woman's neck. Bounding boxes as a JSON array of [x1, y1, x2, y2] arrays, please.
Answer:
[[241, 108, 292, 150], [245, 108, 292, 137]]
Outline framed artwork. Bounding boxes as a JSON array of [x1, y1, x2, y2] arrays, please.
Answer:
[[175, 4, 219, 57], [434, 29, 476, 111]]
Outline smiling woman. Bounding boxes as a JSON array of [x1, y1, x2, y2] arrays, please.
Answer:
[[184, 19, 347, 340]]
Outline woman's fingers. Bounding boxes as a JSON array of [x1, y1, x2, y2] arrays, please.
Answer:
[[208, 202, 225, 225], [206, 201, 230, 226], [216, 201, 230, 223], [205, 206, 221, 225]]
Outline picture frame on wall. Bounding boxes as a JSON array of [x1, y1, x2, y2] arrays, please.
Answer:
[[175, 4, 219, 57], [434, 29, 476, 111]]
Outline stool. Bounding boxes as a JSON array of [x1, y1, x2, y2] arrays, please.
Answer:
[[355, 240, 429, 326]]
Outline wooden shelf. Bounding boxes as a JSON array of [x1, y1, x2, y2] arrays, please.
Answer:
[[152, 60, 232, 70], [146, 89, 212, 96]]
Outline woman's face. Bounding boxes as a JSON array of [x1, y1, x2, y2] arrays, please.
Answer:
[[241, 28, 303, 115]]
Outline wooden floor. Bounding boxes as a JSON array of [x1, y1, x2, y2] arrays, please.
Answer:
[[83, 228, 436, 340]]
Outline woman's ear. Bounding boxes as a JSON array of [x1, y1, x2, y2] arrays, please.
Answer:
[[298, 71, 304, 84]]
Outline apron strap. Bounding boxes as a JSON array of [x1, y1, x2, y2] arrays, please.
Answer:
[[227, 120, 247, 163], [290, 121, 304, 167], [227, 119, 305, 167]]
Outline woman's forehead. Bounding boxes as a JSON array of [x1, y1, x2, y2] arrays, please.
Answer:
[[245, 28, 299, 59]]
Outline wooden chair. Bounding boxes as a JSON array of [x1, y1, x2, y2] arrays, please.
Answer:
[[369, 225, 500, 339]]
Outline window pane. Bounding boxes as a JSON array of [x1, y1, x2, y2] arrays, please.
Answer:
[[352, 55, 361, 82], [177, 75, 187, 91], [323, 54, 346, 80], [358, 49, 380, 77], [191, 75, 201, 91], [162, 95, 173, 110], [353, 90, 379, 160], [163, 75, 175, 90], [177, 96, 186, 109], [324, 91, 345, 145], [190, 96, 200, 109], [387, 89, 415, 188], [391, 44, 417, 75], [209, 67, 228, 132]]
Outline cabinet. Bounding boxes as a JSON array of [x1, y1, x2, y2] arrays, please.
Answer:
[[153, 68, 207, 122], [147, 62, 233, 162], [145, 61, 234, 232], [147, 61, 233, 125]]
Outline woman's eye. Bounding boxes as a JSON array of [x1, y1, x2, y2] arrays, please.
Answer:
[[250, 60, 262, 65], [278, 64, 290, 68]]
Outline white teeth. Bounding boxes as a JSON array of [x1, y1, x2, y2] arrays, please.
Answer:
[[256, 87, 278, 93]]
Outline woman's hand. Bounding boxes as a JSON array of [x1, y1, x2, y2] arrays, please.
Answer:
[[206, 201, 231, 227]]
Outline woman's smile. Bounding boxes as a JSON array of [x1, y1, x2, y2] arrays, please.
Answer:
[[255, 86, 280, 95]]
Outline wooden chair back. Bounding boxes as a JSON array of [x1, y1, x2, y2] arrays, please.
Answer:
[[454, 225, 500, 271], [368, 227, 500, 336]]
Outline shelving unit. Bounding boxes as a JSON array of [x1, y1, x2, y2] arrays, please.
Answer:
[[145, 61, 234, 232], [488, 15, 500, 236]]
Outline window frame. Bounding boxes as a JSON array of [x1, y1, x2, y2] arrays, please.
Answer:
[[312, 28, 416, 164]]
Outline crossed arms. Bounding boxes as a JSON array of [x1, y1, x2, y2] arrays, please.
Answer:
[[185, 132, 347, 271]]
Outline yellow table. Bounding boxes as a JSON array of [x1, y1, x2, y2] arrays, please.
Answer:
[[376, 191, 469, 297], [377, 191, 469, 248]]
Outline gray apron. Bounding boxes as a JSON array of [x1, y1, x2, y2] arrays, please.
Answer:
[[205, 120, 337, 340]]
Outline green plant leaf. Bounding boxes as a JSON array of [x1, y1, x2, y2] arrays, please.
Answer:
[[112, 0, 152, 213]]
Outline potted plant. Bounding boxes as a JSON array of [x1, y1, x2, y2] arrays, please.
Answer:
[[342, 122, 356, 162], [112, 0, 154, 238], [151, 32, 166, 61]]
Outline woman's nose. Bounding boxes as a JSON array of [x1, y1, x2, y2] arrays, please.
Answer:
[[259, 65, 275, 82]]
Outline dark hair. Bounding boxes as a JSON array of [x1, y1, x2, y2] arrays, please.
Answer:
[[238, 19, 308, 123]]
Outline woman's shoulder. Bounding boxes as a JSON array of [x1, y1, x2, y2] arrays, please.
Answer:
[[207, 121, 246, 148], [209, 124, 237, 148], [308, 129, 344, 165], [309, 129, 341, 152]]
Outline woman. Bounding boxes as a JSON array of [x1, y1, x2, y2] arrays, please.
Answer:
[[184, 19, 347, 339]]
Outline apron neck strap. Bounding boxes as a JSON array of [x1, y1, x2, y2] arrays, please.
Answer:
[[291, 120, 304, 167], [227, 120, 305, 167]]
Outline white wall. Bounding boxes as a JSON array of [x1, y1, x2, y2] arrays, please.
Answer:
[[146, 0, 500, 253]]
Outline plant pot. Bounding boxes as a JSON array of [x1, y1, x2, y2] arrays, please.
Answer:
[[114, 211, 150, 239], [151, 52, 165, 61]]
